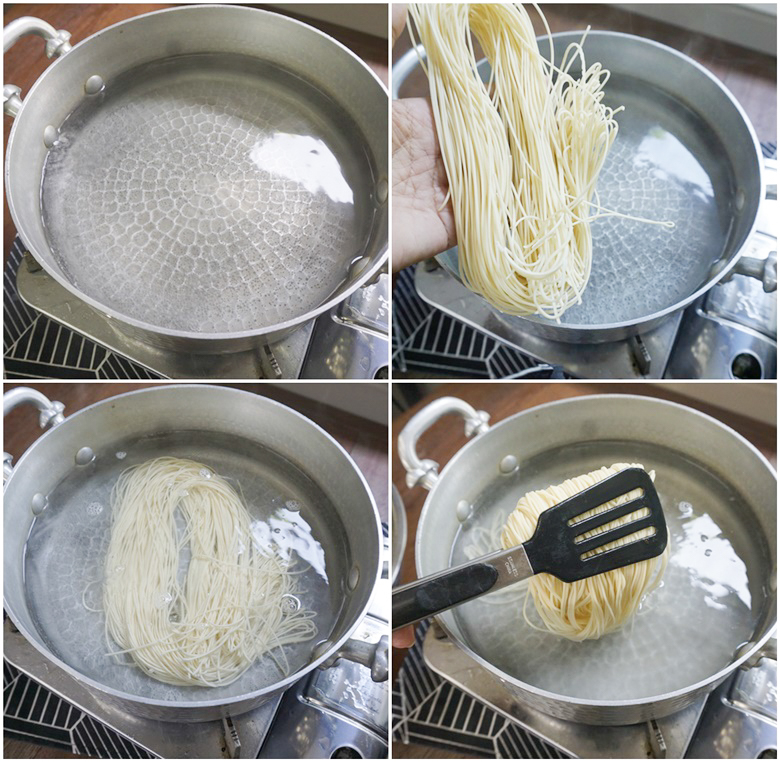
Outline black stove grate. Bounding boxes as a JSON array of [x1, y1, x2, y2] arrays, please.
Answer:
[[392, 266, 561, 379], [4, 239, 161, 380], [4, 659, 153, 758], [393, 621, 569, 759]]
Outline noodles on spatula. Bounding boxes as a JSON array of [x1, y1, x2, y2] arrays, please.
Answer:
[[407, 3, 673, 320], [102, 457, 317, 687], [501, 463, 668, 640]]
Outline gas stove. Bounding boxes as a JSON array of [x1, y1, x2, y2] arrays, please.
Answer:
[[3, 534, 391, 759], [4, 239, 389, 380], [397, 153, 777, 380], [393, 621, 776, 759]]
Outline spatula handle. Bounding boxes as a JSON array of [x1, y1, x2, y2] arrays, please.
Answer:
[[392, 563, 498, 630]]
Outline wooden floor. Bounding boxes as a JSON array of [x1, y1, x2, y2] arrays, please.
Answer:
[[2, 3, 388, 267], [3, 381, 388, 760], [391, 381, 776, 758]]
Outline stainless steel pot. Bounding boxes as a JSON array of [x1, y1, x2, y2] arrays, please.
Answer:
[[399, 394, 776, 724], [393, 31, 775, 343], [5, 6, 388, 354], [4, 385, 387, 722]]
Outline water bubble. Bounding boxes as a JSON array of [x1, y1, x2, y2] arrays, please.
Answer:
[[115, 451, 127, 460], [285, 500, 301, 511], [181, 490, 189, 497], [274, 528, 281, 534], [199, 468, 212, 479], [86, 502, 104, 516], [156, 592, 173, 609], [678, 501, 693, 517], [704, 549, 713, 557], [280, 594, 301, 614], [700, 534, 708, 543]]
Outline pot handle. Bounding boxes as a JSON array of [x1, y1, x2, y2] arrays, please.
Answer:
[[728, 249, 777, 293], [719, 158, 778, 293], [334, 262, 389, 339], [3, 16, 72, 118], [684, 638, 777, 758], [398, 396, 490, 490], [3, 387, 66, 482], [317, 635, 389, 682]]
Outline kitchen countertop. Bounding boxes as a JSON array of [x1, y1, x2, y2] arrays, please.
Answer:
[[391, 381, 776, 758], [3, 2, 388, 268], [3, 381, 388, 760]]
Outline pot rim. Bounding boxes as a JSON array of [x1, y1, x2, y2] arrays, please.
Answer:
[[413, 393, 777, 711], [4, 383, 383, 710], [6, 4, 389, 344]]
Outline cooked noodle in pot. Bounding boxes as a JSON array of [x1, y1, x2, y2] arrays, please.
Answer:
[[501, 463, 669, 640], [102, 457, 317, 687]]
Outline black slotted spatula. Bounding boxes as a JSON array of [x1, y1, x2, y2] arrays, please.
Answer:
[[393, 468, 668, 630]]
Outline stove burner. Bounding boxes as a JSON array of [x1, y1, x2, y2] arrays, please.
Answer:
[[731, 351, 764, 379]]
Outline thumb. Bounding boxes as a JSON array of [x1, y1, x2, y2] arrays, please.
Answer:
[[392, 4, 408, 48]]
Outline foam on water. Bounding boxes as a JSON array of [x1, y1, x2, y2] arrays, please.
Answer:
[[41, 53, 376, 333], [449, 442, 768, 701], [23, 431, 347, 702]]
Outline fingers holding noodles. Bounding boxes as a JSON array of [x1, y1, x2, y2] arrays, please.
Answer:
[[407, 4, 672, 320]]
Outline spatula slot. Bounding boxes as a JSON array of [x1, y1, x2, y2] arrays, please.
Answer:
[[573, 506, 651, 544], [580, 525, 659, 561], [566, 488, 646, 527]]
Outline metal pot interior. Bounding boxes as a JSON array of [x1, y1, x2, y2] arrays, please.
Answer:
[[7, 5, 388, 342], [4, 386, 380, 710], [415, 395, 776, 711], [413, 31, 762, 341]]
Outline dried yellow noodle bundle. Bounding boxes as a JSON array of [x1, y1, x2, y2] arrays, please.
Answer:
[[501, 463, 668, 640], [102, 457, 317, 686], [408, 3, 673, 320]]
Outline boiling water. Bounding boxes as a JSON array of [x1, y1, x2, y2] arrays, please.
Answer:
[[440, 73, 736, 326], [41, 53, 376, 333], [449, 442, 768, 701], [23, 431, 348, 702]]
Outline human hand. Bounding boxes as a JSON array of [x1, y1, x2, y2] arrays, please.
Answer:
[[392, 624, 416, 649], [391, 6, 456, 272]]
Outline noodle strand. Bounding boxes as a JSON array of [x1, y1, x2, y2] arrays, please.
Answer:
[[501, 463, 669, 640], [408, 4, 673, 320], [102, 457, 317, 687]]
